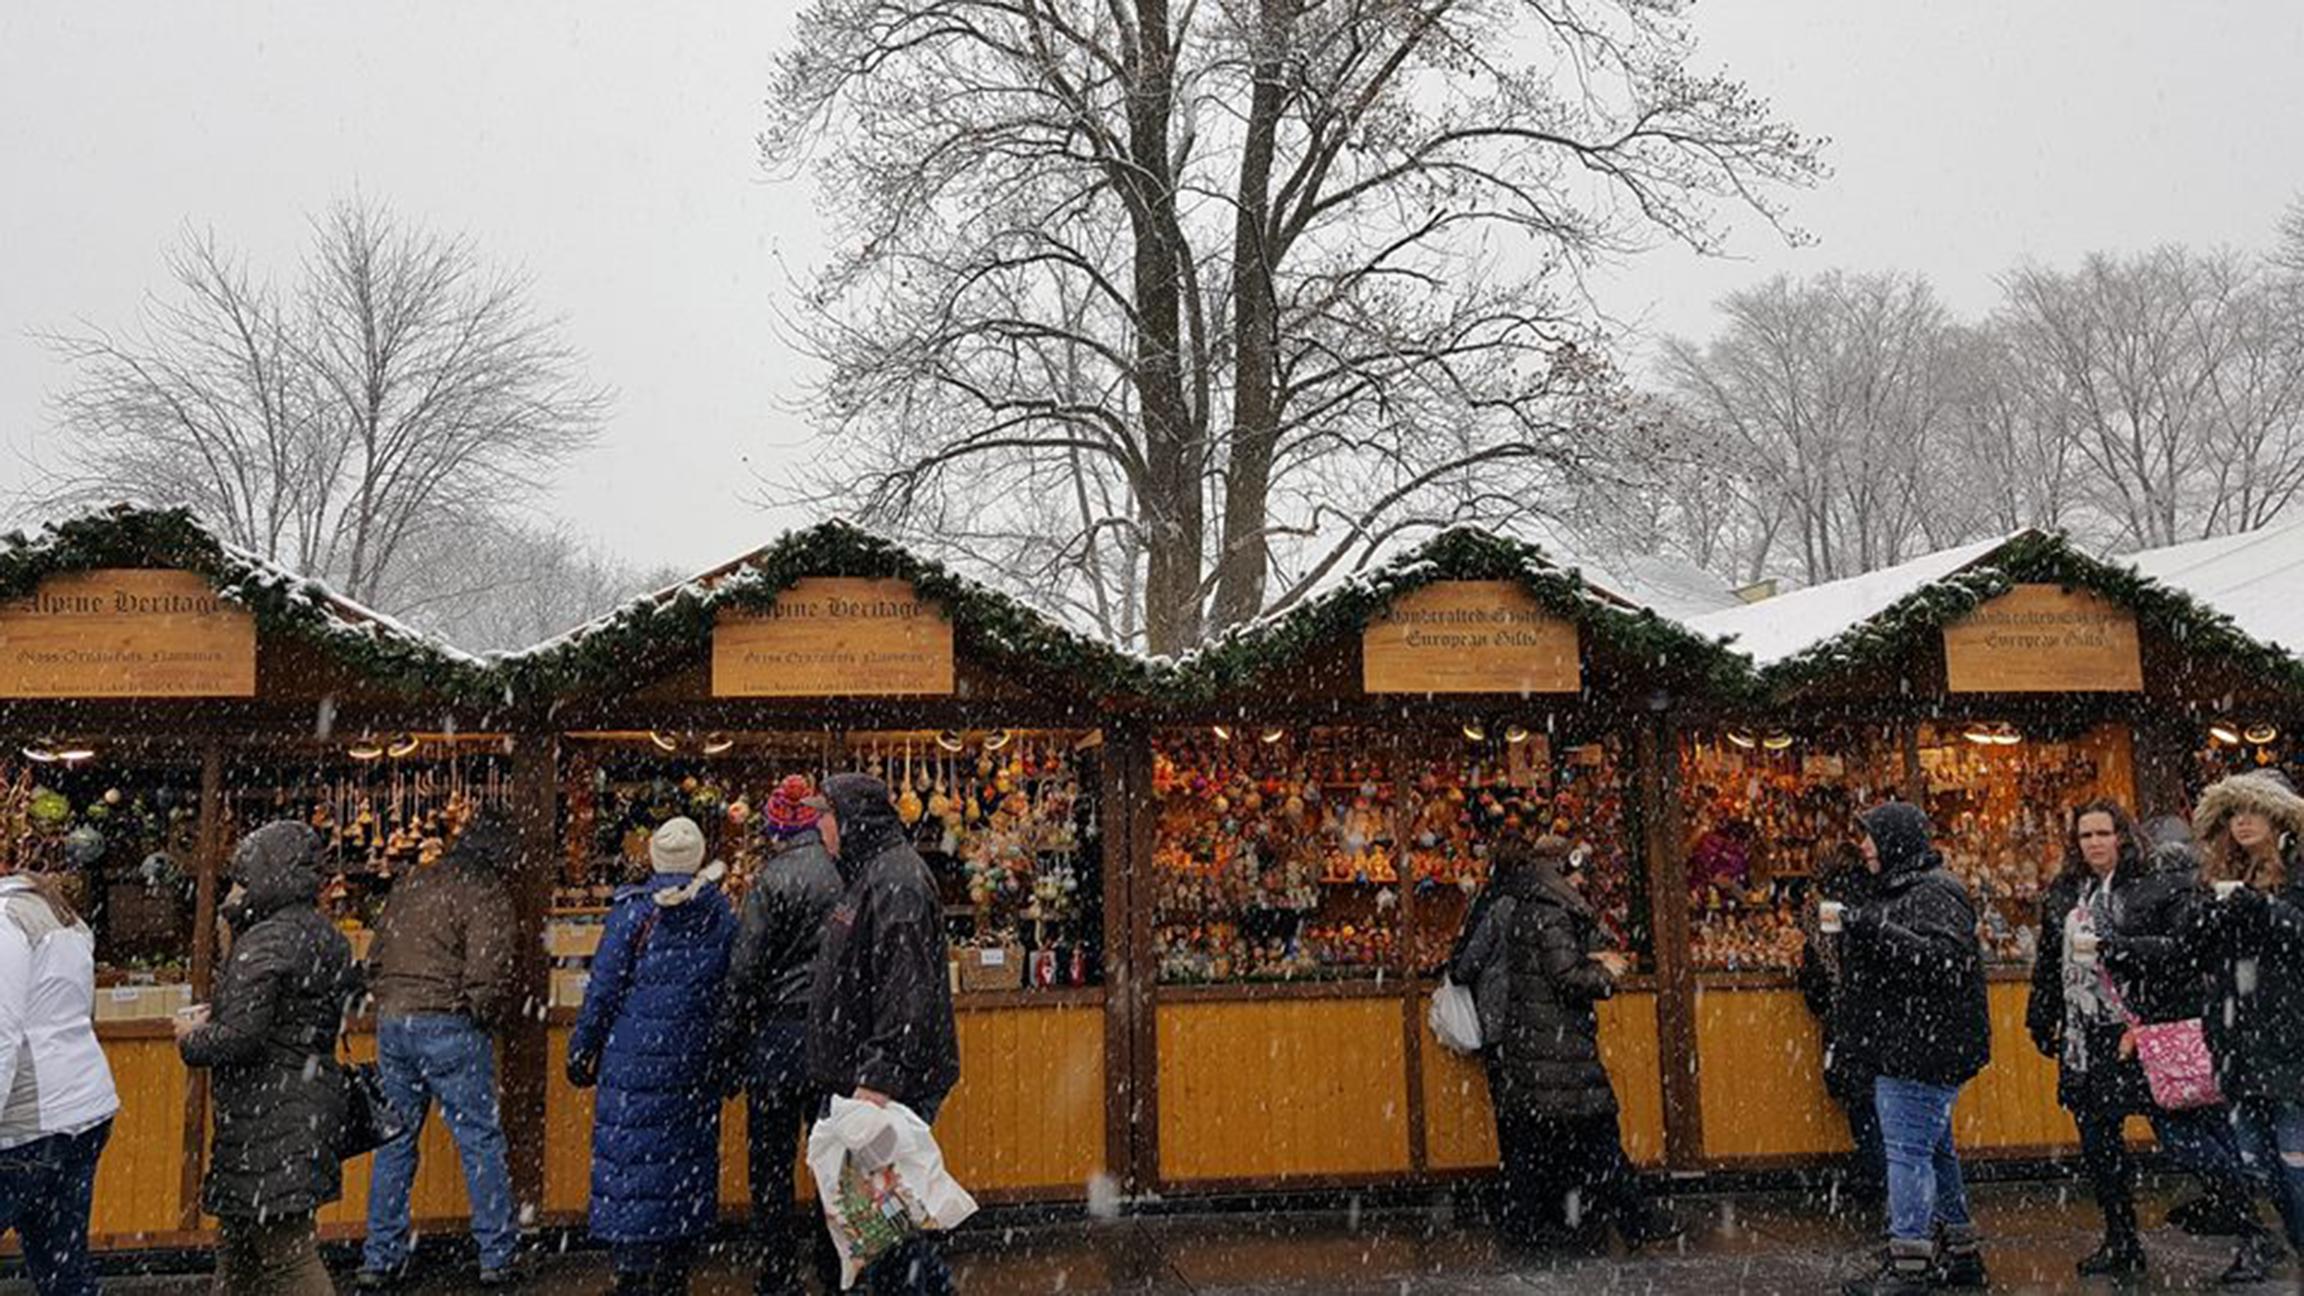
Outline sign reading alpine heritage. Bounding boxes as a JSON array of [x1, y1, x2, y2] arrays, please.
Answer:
[[1942, 584, 2143, 693], [713, 577, 955, 697], [0, 569, 257, 698], [1362, 580, 1581, 694]]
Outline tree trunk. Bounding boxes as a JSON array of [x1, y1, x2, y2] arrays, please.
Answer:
[[1209, 0, 1291, 635]]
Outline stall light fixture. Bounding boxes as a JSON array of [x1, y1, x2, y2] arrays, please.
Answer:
[[20, 740, 57, 764], [1461, 721, 1488, 742], [1724, 729, 1757, 750], [1964, 722, 2024, 747], [346, 737, 385, 762], [21, 738, 95, 765], [387, 733, 423, 759], [935, 730, 967, 752], [982, 728, 1014, 752], [2245, 723, 2281, 746], [56, 744, 96, 765], [700, 732, 735, 756], [1258, 726, 1286, 745], [1504, 725, 1531, 746], [1962, 723, 2000, 746], [1209, 725, 1232, 742], [2209, 721, 2244, 747], [1762, 732, 1796, 751], [648, 730, 680, 754]]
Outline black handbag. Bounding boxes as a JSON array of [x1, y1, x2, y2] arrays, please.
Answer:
[[336, 1059, 408, 1160]]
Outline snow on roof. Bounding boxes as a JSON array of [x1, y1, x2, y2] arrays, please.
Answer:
[[1584, 552, 1743, 622], [2126, 518, 2304, 654], [1687, 533, 2026, 667]]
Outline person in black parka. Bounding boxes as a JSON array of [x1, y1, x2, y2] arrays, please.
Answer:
[[1798, 843, 1884, 1209], [1837, 803, 1990, 1296], [176, 821, 356, 1296], [1450, 835, 1676, 1251]]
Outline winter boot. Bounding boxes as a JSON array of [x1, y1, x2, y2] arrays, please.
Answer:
[[2219, 1230, 2284, 1286], [1842, 1240, 1936, 1296], [1934, 1223, 1989, 1289], [2076, 1234, 2147, 1278], [1616, 1203, 1686, 1250]]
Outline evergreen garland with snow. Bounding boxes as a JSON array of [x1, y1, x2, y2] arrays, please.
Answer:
[[0, 506, 492, 701]]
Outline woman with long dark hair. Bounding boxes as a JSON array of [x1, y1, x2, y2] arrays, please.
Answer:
[[0, 865, 118, 1296]]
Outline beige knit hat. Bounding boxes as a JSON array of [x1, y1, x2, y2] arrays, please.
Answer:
[[650, 816, 707, 876]]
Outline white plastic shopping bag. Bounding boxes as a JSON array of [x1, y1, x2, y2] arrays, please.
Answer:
[[1428, 977, 1483, 1054], [808, 1095, 980, 1290]]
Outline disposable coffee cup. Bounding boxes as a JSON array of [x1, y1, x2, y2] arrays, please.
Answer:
[[174, 1004, 207, 1027], [2071, 931, 2100, 966], [1818, 900, 1845, 934], [2215, 880, 2245, 901]]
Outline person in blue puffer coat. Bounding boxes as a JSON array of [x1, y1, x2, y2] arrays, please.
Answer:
[[567, 816, 737, 1295]]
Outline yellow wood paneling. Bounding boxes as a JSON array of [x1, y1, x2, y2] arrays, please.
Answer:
[[312, 1031, 478, 1231], [1694, 982, 2085, 1162], [91, 1037, 188, 1239], [1422, 991, 1663, 1172], [1156, 996, 1410, 1183]]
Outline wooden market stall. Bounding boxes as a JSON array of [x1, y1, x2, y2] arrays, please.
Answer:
[[1672, 530, 2304, 1168], [1127, 529, 1749, 1192], [0, 507, 506, 1250], [496, 521, 1143, 1215]]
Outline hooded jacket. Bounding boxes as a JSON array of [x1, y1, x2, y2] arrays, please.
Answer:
[[0, 877, 119, 1150], [364, 814, 519, 1026], [567, 863, 737, 1243], [1836, 804, 1991, 1086], [179, 821, 356, 1219], [716, 825, 843, 1079], [2186, 772, 2304, 1102], [1795, 857, 1878, 1099], [1452, 850, 1620, 1120], [2025, 830, 2197, 1112], [806, 773, 960, 1117]]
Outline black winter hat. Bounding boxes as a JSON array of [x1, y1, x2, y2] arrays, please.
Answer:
[[1858, 801, 1936, 876]]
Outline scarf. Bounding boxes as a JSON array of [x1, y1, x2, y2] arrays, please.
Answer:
[[2059, 879, 2123, 1075]]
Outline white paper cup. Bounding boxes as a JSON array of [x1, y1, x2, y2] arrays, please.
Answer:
[[1818, 900, 1845, 934], [2215, 880, 2246, 901], [2071, 931, 2100, 965]]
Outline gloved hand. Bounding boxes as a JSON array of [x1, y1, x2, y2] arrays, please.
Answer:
[[566, 1050, 600, 1090]]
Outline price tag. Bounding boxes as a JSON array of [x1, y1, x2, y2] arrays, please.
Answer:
[[111, 988, 140, 1002], [978, 948, 1007, 967]]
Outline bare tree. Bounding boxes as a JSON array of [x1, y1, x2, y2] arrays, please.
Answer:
[[40, 198, 610, 606], [762, 0, 1820, 652], [379, 517, 683, 653]]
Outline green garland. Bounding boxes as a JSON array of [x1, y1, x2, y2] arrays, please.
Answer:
[[501, 519, 1151, 701], [1159, 527, 1755, 705], [0, 506, 493, 702], [1761, 530, 2304, 695]]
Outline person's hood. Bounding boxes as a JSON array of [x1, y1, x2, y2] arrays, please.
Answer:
[[2140, 814, 2195, 852], [226, 820, 324, 926], [1498, 849, 1593, 920], [648, 861, 727, 909], [1859, 802, 1937, 878], [822, 772, 907, 875], [2195, 771, 2304, 847], [440, 813, 514, 876]]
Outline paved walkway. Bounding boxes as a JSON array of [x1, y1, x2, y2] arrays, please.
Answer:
[[23, 1182, 2301, 1294]]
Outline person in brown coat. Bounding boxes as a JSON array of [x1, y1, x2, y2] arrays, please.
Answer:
[[355, 813, 520, 1289]]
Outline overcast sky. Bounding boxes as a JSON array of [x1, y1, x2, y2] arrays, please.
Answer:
[[4, 2, 2301, 579]]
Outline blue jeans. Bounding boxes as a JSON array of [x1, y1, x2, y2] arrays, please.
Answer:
[[1875, 1077, 1972, 1244], [363, 1015, 518, 1273], [0, 1119, 109, 1296], [2229, 1098, 2304, 1248]]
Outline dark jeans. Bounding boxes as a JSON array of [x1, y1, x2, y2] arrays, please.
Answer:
[[0, 1119, 110, 1296], [2072, 1100, 2138, 1240], [213, 1211, 333, 1296], [1829, 1073, 1884, 1199], [745, 1020, 834, 1294], [2229, 1098, 2304, 1249], [1875, 1076, 1973, 1244], [2150, 1105, 2265, 1235], [364, 1014, 518, 1274]]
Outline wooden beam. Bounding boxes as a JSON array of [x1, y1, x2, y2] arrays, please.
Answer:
[[502, 729, 558, 1217], [1098, 720, 1139, 1196], [1638, 714, 1702, 1168], [178, 740, 224, 1231]]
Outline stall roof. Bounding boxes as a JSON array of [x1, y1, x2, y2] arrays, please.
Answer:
[[2126, 519, 2304, 654], [1162, 526, 1748, 701], [0, 505, 490, 698], [500, 518, 1146, 698], [1687, 534, 2020, 667]]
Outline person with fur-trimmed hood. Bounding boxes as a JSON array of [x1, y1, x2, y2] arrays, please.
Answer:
[[2187, 770, 2304, 1277]]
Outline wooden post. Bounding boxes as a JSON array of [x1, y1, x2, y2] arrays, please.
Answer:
[[1901, 723, 1926, 805], [1097, 721, 1140, 1195], [503, 729, 558, 1218], [1638, 713, 1702, 1168], [179, 739, 224, 1231], [1123, 725, 1162, 1194]]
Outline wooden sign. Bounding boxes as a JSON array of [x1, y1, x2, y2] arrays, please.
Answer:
[[0, 569, 257, 698], [1362, 580, 1581, 694], [713, 578, 955, 697], [1942, 584, 2142, 693]]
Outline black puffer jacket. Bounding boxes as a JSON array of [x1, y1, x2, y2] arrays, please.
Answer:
[[2188, 773, 2304, 1102], [2025, 845, 2196, 1113], [1796, 861, 1877, 1101], [1837, 804, 1991, 1087], [179, 822, 356, 1220], [1461, 856, 1620, 1120], [806, 774, 960, 1117], [717, 827, 843, 1075]]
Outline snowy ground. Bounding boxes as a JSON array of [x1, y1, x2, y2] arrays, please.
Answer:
[[25, 1181, 2299, 1294]]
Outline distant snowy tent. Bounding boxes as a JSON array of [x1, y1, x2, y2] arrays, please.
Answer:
[[2127, 518, 2304, 657]]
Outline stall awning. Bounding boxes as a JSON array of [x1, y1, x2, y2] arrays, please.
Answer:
[[1687, 534, 2022, 668]]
